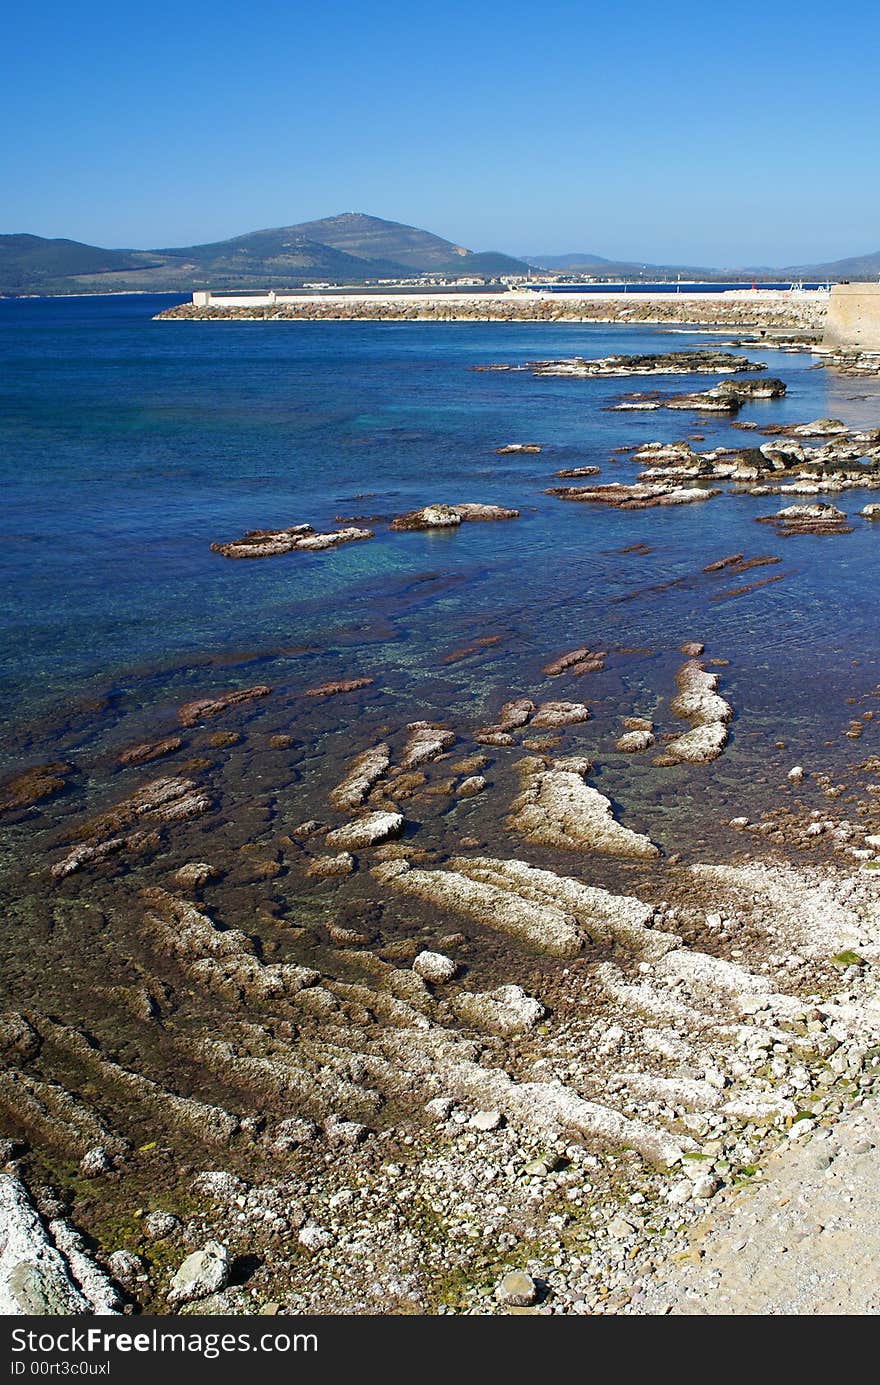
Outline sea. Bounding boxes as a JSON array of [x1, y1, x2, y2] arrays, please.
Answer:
[[2, 291, 879, 855]]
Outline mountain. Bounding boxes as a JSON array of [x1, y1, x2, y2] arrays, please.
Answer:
[[0, 214, 532, 295], [526, 252, 615, 269], [0, 234, 163, 292], [285, 213, 529, 278], [785, 250, 880, 280]]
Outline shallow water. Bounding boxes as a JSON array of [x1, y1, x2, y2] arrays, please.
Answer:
[[2, 293, 879, 850]]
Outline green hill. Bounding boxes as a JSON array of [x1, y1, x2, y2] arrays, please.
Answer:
[[0, 234, 161, 293], [0, 213, 532, 295]]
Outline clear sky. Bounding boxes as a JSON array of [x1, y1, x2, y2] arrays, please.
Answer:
[[3, 0, 878, 265]]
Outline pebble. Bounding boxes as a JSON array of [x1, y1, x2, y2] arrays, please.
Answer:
[[495, 1270, 537, 1307]]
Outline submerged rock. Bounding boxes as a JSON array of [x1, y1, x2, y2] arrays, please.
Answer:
[[117, 736, 182, 766], [657, 659, 733, 765], [0, 763, 71, 815], [508, 760, 659, 858], [304, 677, 375, 698], [178, 686, 270, 725]]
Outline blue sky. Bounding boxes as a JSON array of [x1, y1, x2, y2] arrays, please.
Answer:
[[3, 0, 878, 264]]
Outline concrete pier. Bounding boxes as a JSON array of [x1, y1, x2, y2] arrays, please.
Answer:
[[822, 282, 880, 350]]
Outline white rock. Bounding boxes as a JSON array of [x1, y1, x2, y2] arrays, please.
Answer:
[[469, 1109, 503, 1131], [412, 950, 457, 983], [167, 1241, 229, 1305]]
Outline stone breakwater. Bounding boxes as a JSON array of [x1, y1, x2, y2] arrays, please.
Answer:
[[155, 291, 828, 332]]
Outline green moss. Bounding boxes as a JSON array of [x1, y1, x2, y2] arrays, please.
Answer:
[[831, 950, 865, 968]]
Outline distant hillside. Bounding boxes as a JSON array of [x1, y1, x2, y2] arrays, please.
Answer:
[[0, 234, 161, 293], [0, 213, 532, 295], [1, 215, 874, 295], [785, 250, 880, 280], [526, 251, 614, 269]]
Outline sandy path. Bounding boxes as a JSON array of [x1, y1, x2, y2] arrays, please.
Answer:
[[640, 1098, 880, 1315]]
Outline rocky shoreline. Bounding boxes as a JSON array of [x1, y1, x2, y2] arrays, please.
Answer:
[[3, 340, 880, 1318]]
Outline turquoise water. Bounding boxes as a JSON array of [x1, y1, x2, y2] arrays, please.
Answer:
[[2, 294, 879, 813]]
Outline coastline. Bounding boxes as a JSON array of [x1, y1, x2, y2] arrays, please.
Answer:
[[3, 303, 880, 1318]]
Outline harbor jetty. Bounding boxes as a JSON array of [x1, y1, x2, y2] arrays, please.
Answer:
[[157, 285, 830, 332]]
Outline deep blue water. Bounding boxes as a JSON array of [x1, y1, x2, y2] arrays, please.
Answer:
[[2, 293, 879, 825]]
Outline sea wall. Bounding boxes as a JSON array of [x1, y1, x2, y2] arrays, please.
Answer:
[[822, 282, 880, 351], [157, 289, 828, 332]]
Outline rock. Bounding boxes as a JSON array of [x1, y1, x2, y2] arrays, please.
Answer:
[[79, 1147, 111, 1177], [547, 481, 721, 509], [457, 774, 487, 797], [326, 811, 404, 850], [178, 686, 270, 726], [329, 744, 390, 811], [542, 647, 593, 676], [451, 984, 546, 1036], [191, 1171, 249, 1202], [861, 503, 880, 519], [680, 641, 705, 657], [168, 1242, 229, 1305], [0, 763, 71, 816], [144, 1210, 180, 1241], [306, 852, 355, 878], [413, 951, 457, 983], [118, 736, 182, 766], [271, 1118, 320, 1151], [453, 503, 520, 522], [757, 502, 852, 536], [211, 524, 372, 558], [616, 728, 655, 753], [496, 443, 542, 454], [304, 677, 375, 698], [529, 350, 766, 379], [606, 1215, 636, 1240], [174, 862, 218, 889], [0, 1175, 92, 1315], [400, 722, 455, 768], [661, 660, 732, 765], [470, 1109, 503, 1131], [390, 504, 462, 531], [298, 1222, 333, 1251], [425, 1096, 454, 1121], [391, 502, 519, 530], [495, 1270, 537, 1307], [530, 701, 591, 729], [324, 1116, 367, 1145], [690, 1175, 719, 1199], [107, 1249, 144, 1288], [508, 760, 659, 858], [788, 766, 805, 783]]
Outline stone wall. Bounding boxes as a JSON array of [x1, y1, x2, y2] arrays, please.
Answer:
[[822, 282, 880, 350]]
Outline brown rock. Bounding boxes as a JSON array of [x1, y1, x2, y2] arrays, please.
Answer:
[[178, 686, 270, 726], [117, 736, 182, 766]]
